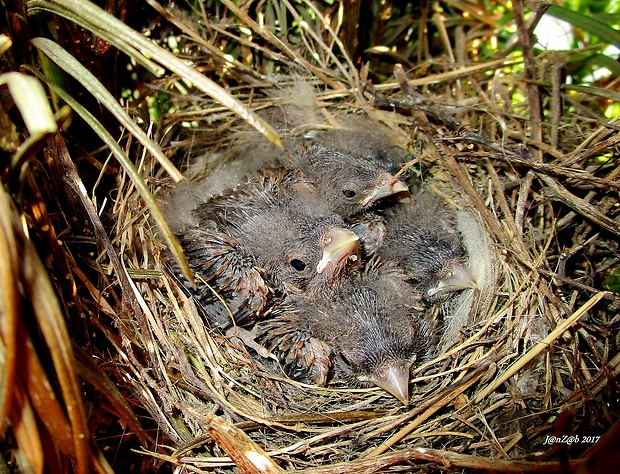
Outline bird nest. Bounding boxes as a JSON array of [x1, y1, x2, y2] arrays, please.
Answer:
[[40, 4, 620, 473], [94, 70, 620, 474]]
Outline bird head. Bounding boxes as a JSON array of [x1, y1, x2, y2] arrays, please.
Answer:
[[389, 217, 475, 304], [280, 223, 360, 298], [329, 279, 431, 405], [427, 261, 478, 299], [245, 208, 360, 298], [337, 329, 425, 406], [297, 146, 410, 217], [326, 162, 410, 217]]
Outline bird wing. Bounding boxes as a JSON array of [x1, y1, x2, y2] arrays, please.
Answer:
[[256, 313, 333, 386], [174, 226, 274, 328]]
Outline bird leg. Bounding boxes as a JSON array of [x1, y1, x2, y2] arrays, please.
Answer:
[[226, 326, 278, 361]]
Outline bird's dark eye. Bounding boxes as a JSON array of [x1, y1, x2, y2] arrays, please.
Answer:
[[342, 189, 357, 198], [290, 259, 306, 271]]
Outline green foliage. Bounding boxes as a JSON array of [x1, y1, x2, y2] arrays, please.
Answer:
[[547, 4, 620, 49], [604, 267, 620, 293], [544, 2, 619, 83]]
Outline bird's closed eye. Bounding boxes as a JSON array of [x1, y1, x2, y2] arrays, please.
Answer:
[[290, 259, 307, 271], [339, 351, 352, 366]]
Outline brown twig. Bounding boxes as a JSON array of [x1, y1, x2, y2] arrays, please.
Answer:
[[512, 0, 546, 161], [452, 149, 620, 192], [205, 413, 285, 474]]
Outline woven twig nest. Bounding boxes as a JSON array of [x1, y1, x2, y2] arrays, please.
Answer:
[[94, 66, 619, 471]]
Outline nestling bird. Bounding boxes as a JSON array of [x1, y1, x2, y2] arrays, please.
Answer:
[[351, 191, 478, 304], [171, 169, 361, 329], [256, 258, 432, 404], [166, 130, 410, 231], [226, 88, 410, 218], [289, 129, 410, 217]]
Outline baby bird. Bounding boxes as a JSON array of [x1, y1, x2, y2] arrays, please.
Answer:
[[172, 169, 360, 329], [166, 127, 409, 231], [351, 191, 477, 303], [256, 258, 431, 404], [291, 129, 409, 218], [310, 128, 406, 175]]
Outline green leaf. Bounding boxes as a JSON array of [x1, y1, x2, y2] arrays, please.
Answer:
[[604, 268, 620, 294], [547, 4, 620, 49], [563, 83, 620, 103], [592, 13, 620, 24], [589, 53, 620, 77]]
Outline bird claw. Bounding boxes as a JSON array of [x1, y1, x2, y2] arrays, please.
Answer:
[[305, 337, 332, 386], [226, 326, 278, 361]]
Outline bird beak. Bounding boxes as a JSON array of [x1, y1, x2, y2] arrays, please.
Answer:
[[360, 173, 410, 207], [316, 228, 359, 274], [369, 362, 412, 405], [427, 262, 478, 297]]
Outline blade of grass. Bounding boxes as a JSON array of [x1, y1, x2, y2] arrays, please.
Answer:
[[22, 327, 75, 456], [0, 73, 58, 174], [32, 68, 193, 282], [589, 53, 620, 77], [563, 83, 620, 103], [27, 0, 281, 146], [32, 38, 184, 182], [0, 186, 20, 433], [20, 214, 91, 474], [0, 73, 56, 136], [547, 4, 620, 49], [0, 33, 11, 55], [9, 385, 44, 474]]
